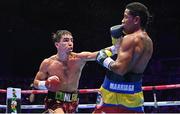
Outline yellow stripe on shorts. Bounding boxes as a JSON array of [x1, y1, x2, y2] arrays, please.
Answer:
[[100, 86, 144, 108]]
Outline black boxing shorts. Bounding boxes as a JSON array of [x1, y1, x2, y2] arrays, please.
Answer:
[[44, 91, 79, 113]]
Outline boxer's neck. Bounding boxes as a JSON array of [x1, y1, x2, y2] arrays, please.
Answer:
[[56, 52, 71, 62]]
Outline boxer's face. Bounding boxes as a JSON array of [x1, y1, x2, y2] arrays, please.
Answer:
[[121, 9, 138, 34], [55, 34, 73, 53]]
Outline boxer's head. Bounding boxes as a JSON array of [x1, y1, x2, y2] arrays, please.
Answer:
[[125, 2, 150, 30], [52, 30, 72, 43], [52, 30, 74, 52]]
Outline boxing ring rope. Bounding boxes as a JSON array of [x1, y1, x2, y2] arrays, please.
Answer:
[[1, 101, 180, 109], [1, 84, 180, 94], [0, 84, 180, 111]]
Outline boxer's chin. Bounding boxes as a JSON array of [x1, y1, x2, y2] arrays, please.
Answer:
[[69, 49, 73, 52]]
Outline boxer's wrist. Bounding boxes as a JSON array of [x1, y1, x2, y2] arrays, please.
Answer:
[[103, 57, 114, 70], [110, 45, 117, 55], [38, 81, 47, 90]]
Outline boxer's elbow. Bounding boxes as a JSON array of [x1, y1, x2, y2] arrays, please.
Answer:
[[33, 80, 39, 89], [110, 62, 127, 76]]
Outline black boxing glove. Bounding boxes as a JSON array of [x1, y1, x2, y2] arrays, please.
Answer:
[[110, 24, 125, 45], [96, 49, 114, 70]]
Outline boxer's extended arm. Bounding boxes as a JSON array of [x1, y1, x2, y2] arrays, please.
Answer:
[[77, 51, 99, 61], [77, 25, 125, 63], [33, 59, 49, 90], [75, 24, 125, 62]]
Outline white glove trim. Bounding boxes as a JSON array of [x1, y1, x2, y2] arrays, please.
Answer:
[[103, 57, 114, 70], [38, 81, 47, 90], [110, 45, 117, 55]]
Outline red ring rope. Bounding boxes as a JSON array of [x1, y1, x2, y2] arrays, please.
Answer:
[[0, 84, 180, 94], [142, 84, 180, 91]]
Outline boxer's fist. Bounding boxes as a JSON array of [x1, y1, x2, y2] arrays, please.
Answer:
[[110, 24, 125, 39], [46, 76, 60, 92], [96, 49, 112, 64], [96, 49, 114, 70], [110, 24, 125, 45]]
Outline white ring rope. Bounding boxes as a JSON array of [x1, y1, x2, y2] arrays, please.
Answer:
[[0, 101, 180, 109], [0, 84, 180, 110]]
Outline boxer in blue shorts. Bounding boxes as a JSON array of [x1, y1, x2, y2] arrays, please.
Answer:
[[94, 2, 153, 113]]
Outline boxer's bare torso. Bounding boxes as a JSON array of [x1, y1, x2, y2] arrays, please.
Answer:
[[34, 51, 98, 92], [36, 53, 85, 92], [34, 33, 98, 92]]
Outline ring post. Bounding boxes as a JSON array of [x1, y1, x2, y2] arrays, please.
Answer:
[[152, 86, 158, 108], [6, 87, 21, 113]]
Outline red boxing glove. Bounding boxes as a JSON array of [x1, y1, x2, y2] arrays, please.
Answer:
[[46, 76, 61, 92]]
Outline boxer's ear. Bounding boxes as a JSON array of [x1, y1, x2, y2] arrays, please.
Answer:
[[134, 16, 140, 25]]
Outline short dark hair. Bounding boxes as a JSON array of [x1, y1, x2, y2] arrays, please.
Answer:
[[126, 2, 150, 29], [52, 30, 72, 43]]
